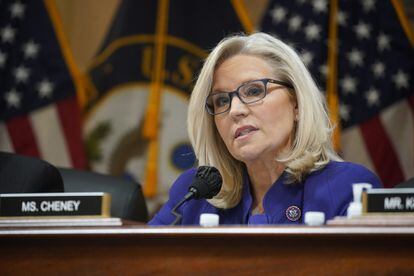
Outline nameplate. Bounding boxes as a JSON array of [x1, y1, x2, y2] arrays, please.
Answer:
[[362, 188, 414, 214], [0, 192, 111, 218]]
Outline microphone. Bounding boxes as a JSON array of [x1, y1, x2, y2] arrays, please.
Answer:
[[170, 166, 222, 225]]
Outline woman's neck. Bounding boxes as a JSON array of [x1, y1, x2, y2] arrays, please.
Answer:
[[246, 159, 285, 214]]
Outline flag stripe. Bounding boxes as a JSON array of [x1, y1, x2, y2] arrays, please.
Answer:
[[56, 97, 87, 169], [381, 99, 414, 180], [6, 116, 40, 158], [30, 105, 71, 167], [341, 126, 376, 172], [0, 123, 14, 152], [360, 116, 405, 188]]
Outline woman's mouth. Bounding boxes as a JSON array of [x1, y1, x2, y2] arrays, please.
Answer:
[[235, 126, 259, 139]]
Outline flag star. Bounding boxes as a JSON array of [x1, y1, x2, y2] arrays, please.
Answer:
[[365, 87, 380, 106], [270, 6, 287, 24], [9, 1, 26, 19], [288, 15, 302, 32], [0, 51, 7, 68], [13, 65, 31, 83], [377, 33, 391, 51], [304, 23, 321, 41], [300, 50, 314, 66], [37, 79, 54, 98], [339, 104, 351, 121], [1, 25, 16, 43], [312, 0, 328, 13], [347, 49, 364, 67], [362, 0, 376, 12], [4, 88, 21, 108], [337, 11, 348, 26], [340, 75, 358, 94], [319, 64, 328, 78], [354, 22, 371, 39], [22, 40, 40, 59], [392, 70, 410, 90], [372, 61, 385, 78]]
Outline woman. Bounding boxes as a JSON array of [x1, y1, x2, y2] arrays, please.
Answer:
[[149, 32, 381, 225]]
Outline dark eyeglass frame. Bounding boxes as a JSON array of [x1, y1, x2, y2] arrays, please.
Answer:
[[205, 78, 294, 116]]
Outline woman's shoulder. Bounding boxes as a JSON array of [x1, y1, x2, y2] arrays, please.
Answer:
[[306, 160, 382, 194], [303, 161, 382, 218], [322, 161, 382, 187]]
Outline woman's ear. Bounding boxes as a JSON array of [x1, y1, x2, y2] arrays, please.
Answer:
[[294, 103, 299, 121]]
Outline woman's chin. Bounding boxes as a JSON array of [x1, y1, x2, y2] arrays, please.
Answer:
[[232, 150, 263, 164]]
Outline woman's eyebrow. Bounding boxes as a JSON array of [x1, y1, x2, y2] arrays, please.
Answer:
[[211, 79, 254, 93], [210, 86, 228, 94]]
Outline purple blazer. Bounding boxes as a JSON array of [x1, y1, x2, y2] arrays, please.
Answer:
[[149, 161, 382, 225]]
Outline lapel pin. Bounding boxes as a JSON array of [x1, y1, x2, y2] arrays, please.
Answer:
[[286, 205, 301, 222]]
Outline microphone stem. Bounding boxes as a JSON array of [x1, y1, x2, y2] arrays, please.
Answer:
[[170, 192, 193, 225]]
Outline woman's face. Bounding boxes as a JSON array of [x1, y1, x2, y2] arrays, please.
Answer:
[[212, 54, 297, 164]]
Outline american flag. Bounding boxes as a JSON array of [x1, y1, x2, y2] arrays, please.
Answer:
[[0, 0, 86, 169], [261, 0, 414, 188]]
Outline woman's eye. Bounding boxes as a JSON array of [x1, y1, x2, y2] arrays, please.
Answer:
[[214, 95, 230, 107], [245, 86, 264, 97]]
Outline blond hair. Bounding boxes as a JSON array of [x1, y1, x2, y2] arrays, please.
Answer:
[[187, 32, 341, 209]]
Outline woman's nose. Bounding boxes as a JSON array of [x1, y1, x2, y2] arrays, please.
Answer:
[[228, 95, 249, 117]]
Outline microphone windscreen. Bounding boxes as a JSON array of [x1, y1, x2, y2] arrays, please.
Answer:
[[190, 166, 222, 199]]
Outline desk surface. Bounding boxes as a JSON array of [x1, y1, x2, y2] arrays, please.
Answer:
[[1, 224, 414, 275], [2, 224, 414, 235]]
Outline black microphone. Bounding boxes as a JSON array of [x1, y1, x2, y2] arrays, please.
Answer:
[[170, 166, 222, 225]]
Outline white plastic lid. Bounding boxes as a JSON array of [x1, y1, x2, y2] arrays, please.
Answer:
[[352, 183, 373, 202], [346, 183, 372, 218], [199, 213, 219, 227], [304, 211, 325, 226]]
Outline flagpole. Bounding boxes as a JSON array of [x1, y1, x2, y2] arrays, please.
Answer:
[[142, 0, 170, 198], [43, 0, 88, 169], [390, 0, 414, 46], [43, 0, 87, 111], [231, 0, 255, 34], [326, 0, 341, 152]]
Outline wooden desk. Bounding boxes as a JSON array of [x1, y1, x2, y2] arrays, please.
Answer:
[[1, 225, 414, 275]]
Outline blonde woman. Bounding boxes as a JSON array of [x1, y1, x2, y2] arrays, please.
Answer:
[[149, 33, 381, 225]]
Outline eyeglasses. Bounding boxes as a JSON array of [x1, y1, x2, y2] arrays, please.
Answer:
[[205, 78, 293, 115]]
